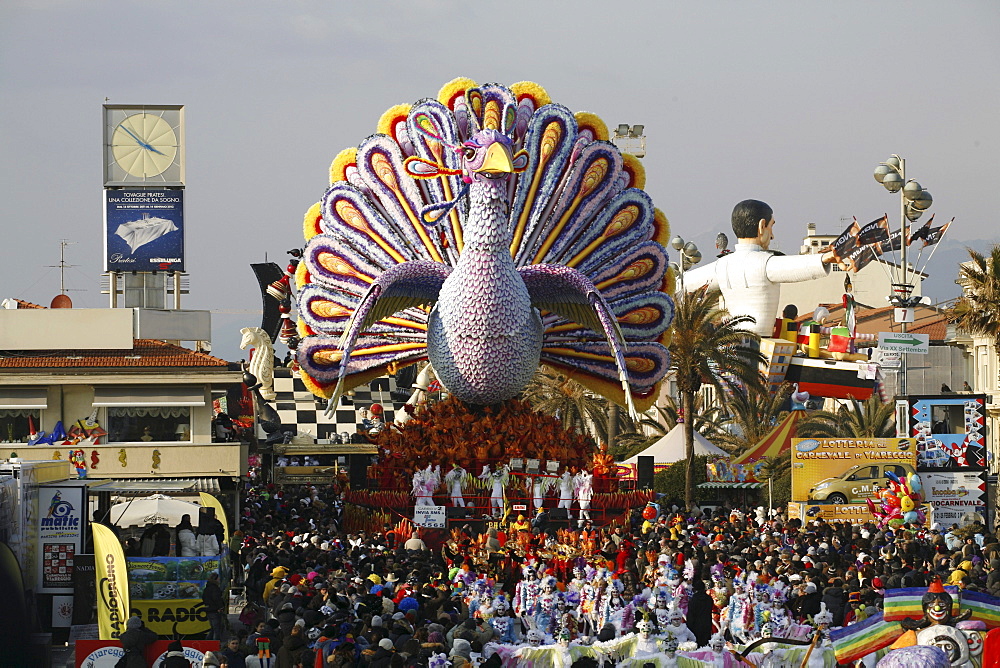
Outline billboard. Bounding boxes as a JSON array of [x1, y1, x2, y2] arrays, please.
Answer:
[[921, 470, 987, 526], [791, 437, 916, 503], [37, 484, 85, 593], [788, 502, 876, 526], [900, 395, 988, 470], [104, 189, 184, 272]]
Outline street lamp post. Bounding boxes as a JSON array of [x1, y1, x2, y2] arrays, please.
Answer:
[[873, 154, 933, 396], [668, 236, 702, 407]]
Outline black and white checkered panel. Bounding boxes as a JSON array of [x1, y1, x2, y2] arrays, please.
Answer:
[[271, 368, 402, 440]]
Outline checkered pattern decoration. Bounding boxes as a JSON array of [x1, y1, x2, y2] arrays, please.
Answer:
[[272, 367, 405, 439]]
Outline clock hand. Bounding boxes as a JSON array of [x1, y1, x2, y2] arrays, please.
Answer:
[[119, 124, 165, 154]]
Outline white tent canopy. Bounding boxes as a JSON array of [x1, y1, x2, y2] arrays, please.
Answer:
[[622, 423, 728, 466], [110, 493, 201, 527]]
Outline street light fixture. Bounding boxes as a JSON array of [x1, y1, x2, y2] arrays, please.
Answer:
[[873, 154, 933, 395], [668, 236, 701, 290]]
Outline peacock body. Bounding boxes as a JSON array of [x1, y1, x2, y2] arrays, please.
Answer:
[[295, 78, 675, 412]]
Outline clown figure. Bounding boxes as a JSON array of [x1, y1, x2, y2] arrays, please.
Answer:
[[535, 576, 558, 636], [666, 603, 697, 646]]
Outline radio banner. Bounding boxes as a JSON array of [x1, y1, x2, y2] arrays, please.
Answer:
[[92, 523, 130, 640]]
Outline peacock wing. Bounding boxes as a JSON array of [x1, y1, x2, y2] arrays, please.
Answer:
[[544, 291, 675, 343], [297, 334, 427, 399], [518, 264, 636, 416], [297, 286, 427, 341], [326, 261, 451, 413]]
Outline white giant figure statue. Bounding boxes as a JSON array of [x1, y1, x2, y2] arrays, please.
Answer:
[[682, 200, 843, 337]]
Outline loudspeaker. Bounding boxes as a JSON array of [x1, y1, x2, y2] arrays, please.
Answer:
[[446, 506, 471, 519], [549, 507, 569, 521], [349, 457, 368, 489], [637, 456, 655, 490]]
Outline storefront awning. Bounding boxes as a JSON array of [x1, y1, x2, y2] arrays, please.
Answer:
[[0, 387, 48, 410], [698, 482, 764, 489], [92, 386, 206, 407], [93, 477, 221, 494]]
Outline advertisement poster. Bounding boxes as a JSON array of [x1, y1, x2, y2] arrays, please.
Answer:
[[921, 470, 987, 526], [126, 555, 219, 599], [76, 640, 216, 668], [37, 485, 84, 593], [104, 188, 185, 272], [788, 502, 876, 526], [42, 542, 75, 589], [905, 395, 988, 470], [791, 437, 916, 503], [130, 599, 210, 636]]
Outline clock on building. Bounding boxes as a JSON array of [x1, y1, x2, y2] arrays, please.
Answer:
[[104, 105, 184, 186]]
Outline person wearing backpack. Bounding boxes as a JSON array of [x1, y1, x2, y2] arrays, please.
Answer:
[[118, 615, 157, 668]]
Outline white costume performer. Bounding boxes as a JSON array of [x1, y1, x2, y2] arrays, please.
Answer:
[[532, 475, 555, 513], [412, 464, 440, 506], [557, 470, 574, 519], [479, 464, 509, 517], [444, 465, 468, 507], [573, 470, 593, 525]]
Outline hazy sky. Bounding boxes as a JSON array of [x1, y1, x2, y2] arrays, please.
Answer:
[[2, 1, 998, 361]]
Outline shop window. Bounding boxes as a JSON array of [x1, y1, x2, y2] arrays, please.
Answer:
[[0, 410, 40, 443], [107, 407, 191, 442]]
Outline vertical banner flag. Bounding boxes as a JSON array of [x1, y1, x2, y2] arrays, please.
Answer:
[[92, 522, 130, 640], [199, 492, 229, 545]]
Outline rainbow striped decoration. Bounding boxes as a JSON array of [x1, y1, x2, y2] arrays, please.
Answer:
[[959, 589, 1000, 628], [829, 611, 902, 665], [883, 586, 960, 622]]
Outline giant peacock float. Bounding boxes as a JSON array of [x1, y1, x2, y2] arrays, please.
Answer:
[[289, 78, 674, 529]]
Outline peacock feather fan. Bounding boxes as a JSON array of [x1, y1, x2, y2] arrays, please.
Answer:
[[295, 78, 674, 413]]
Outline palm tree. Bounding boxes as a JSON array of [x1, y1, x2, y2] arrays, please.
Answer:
[[669, 285, 765, 509], [796, 395, 896, 438], [950, 245, 1000, 385], [714, 383, 793, 455], [522, 366, 633, 444]]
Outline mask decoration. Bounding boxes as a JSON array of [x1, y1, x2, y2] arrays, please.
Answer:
[[526, 629, 544, 647]]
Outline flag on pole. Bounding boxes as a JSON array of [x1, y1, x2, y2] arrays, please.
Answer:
[[832, 218, 860, 258], [907, 214, 935, 245], [876, 230, 903, 256], [922, 219, 952, 247], [857, 215, 890, 246], [92, 522, 130, 640]]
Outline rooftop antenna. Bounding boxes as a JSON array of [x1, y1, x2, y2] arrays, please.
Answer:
[[45, 240, 79, 295]]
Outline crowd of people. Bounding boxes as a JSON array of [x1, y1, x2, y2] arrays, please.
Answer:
[[171, 479, 1000, 667]]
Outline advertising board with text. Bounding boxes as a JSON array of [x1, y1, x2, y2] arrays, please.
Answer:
[[903, 395, 988, 470], [788, 502, 878, 526], [104, 189, 185, 272], [413, 505, 446, 528], [921, 470, 987, 526], [37, 485, 85, 593], [791, 437, 916, 503]]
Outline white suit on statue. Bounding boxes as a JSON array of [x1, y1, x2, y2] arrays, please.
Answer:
[[682, 242, 830, 337]]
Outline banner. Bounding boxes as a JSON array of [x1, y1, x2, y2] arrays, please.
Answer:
[[92, 523, 130, 640], [104, 189, 185, 272], [922, 470, 987, 525], [126, 554, 220, 599], [76, 639, 217, 668], [414, 505, 446, 528], [199, 492, 229, 545], [130, 598, 210, 636], [791, 438, 916, 503]]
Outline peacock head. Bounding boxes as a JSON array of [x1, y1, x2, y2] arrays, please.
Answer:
[[458, 129, 527, 185], [404, 119, 528, 225]]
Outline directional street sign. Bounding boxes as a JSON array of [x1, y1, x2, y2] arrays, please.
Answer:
[[878, 331, 929, 355]]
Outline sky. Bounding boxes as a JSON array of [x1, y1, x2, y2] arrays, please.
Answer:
[[1, 1, 998, 362]]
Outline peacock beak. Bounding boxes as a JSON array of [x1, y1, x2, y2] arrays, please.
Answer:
[[476, 143, 513, 175]]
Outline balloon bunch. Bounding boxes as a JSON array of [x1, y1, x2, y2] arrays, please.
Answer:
[[867, 470, 925, 528]]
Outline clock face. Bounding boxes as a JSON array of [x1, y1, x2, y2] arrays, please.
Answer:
[[104, 105, 184, 185], [111, 114, 177, 177]]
